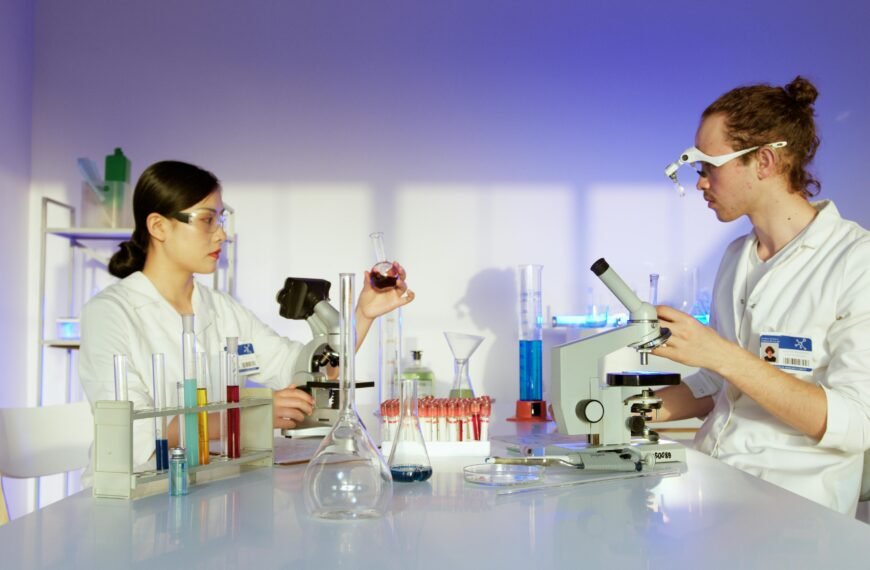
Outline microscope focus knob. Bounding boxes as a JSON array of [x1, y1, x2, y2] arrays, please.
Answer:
[[577, 399, 604, 423]]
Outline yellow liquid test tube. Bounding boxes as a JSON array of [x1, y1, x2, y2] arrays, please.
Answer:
[[196, 353, 210, 465]]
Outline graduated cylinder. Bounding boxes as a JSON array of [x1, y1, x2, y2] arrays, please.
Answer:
[[518, 264, 543, 401]]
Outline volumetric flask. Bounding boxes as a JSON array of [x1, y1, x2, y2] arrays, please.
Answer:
[[303, 273, 393, 519], [388, 379, 432, 482]]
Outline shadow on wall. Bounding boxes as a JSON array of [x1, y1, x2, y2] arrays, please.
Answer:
[[454, 267, 517, 414]]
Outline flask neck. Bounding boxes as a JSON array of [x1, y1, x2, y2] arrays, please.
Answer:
[[399, 379, 418, 419]]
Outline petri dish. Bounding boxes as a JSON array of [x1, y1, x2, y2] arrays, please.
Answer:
[[463, 464, 544, 486]]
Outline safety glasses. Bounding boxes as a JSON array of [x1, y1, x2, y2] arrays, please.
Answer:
[[664, 141, 787, 194], [170, 208, 228, 234]]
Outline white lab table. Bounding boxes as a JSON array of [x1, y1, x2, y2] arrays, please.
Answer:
[[1, 442, 868, 569]]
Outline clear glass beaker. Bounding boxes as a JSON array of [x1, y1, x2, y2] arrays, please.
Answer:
[[303, 273, 393, 519], [388, 379, 432, 482], [444, 332, 484, 398], [517, 265, 543, 402]]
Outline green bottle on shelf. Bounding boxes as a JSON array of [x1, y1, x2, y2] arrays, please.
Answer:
[[401, 350, 435, 397]]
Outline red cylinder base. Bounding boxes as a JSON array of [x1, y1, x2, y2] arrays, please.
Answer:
[[507, 400, 551, 422]]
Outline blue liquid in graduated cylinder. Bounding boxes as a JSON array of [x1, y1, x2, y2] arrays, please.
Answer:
[[391, 465, 433, 482], [155, 439, 169, 471], [519, 340, 543, 401]]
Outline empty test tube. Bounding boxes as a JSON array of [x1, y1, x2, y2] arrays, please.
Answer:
[[113, 354, 129, 401]]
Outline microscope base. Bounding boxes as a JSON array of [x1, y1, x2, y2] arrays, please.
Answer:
[[545, 439, 686, 467]]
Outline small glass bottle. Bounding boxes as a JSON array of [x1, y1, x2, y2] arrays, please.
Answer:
[[388, 379, 433, 482], [169, 447, 189, 496], [401, 350, 435, 397]]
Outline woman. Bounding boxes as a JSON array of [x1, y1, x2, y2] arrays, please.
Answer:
[[79, 160, 414, 468]]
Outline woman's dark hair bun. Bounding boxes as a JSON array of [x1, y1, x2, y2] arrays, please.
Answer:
[[785, 76, 819, 108], [108, 239, 147, 279]]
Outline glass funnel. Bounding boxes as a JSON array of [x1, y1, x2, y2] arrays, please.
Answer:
[[303, 273, 393, 519], [387, 379, 432, 482], [444, 332, 484, 398]]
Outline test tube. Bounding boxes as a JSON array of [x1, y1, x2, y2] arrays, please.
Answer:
[[152, 353, 169, 471], [226, 337, 241, 459], [518, 265, 543, 402], [649, 273, 660, 305], [176, 381, 186, 448], [113, 354, 129, 401], [218, 352, 228, 458], [196, 352, 210, 466], [181, 315, 200, 467]]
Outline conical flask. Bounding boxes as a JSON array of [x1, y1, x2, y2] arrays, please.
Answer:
[[444, 332, 484, 398], [303, 273, 393, 519], [388, 379, 433, 482]]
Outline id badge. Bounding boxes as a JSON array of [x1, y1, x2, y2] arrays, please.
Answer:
[[759, 333, 813, 372], [236, 342, 261, 376]]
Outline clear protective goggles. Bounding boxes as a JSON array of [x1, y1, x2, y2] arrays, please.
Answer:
[[171, 208, 228, 234], [664, 141, 787, 196]]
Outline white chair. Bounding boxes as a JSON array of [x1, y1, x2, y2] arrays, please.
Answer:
[[861, 450, 870, 502], [0, 401, 93, 525]]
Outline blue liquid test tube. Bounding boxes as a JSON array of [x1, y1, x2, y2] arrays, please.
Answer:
[[181, 314, 200, 467], [152, 353, 169, 471], [518, 265, 543, 402]]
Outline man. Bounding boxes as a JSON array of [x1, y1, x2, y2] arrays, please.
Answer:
[[652, 76, 870, 515]]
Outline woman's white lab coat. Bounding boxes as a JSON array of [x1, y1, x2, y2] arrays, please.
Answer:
[[684, 201, 870, 514], [79, 271, 302, 467]]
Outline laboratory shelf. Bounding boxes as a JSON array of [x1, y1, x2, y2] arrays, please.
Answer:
[[45, 227, 235, 243], [43, 339, 81, 349], [45, 227, 133, 240]]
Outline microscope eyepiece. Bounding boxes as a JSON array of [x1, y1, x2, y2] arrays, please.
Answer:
[[590, 258, 610, 276]]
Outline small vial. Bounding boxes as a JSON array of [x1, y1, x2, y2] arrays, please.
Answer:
[[168, 447, 189, 496]]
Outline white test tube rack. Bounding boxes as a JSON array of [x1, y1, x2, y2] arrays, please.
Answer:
[[92, 388, 274, 499]]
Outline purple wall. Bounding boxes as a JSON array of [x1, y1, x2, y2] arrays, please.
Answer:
[[0, 0, 33, 408], [24, 0, 870, 419]]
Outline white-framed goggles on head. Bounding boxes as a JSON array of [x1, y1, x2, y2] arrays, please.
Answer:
[[664, 141, 787, 196]]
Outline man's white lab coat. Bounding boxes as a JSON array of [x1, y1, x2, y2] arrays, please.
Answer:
[[684, 200, 870, 514]]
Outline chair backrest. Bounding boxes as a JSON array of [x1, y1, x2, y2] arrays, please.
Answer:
[[0, 401, 93, 478]]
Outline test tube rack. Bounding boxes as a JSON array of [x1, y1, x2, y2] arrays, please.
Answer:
[[93, 388, 273, 500]]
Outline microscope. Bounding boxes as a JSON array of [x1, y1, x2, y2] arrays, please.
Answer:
[[549, 258, 686, 466], [276, 277, 374, 438]]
